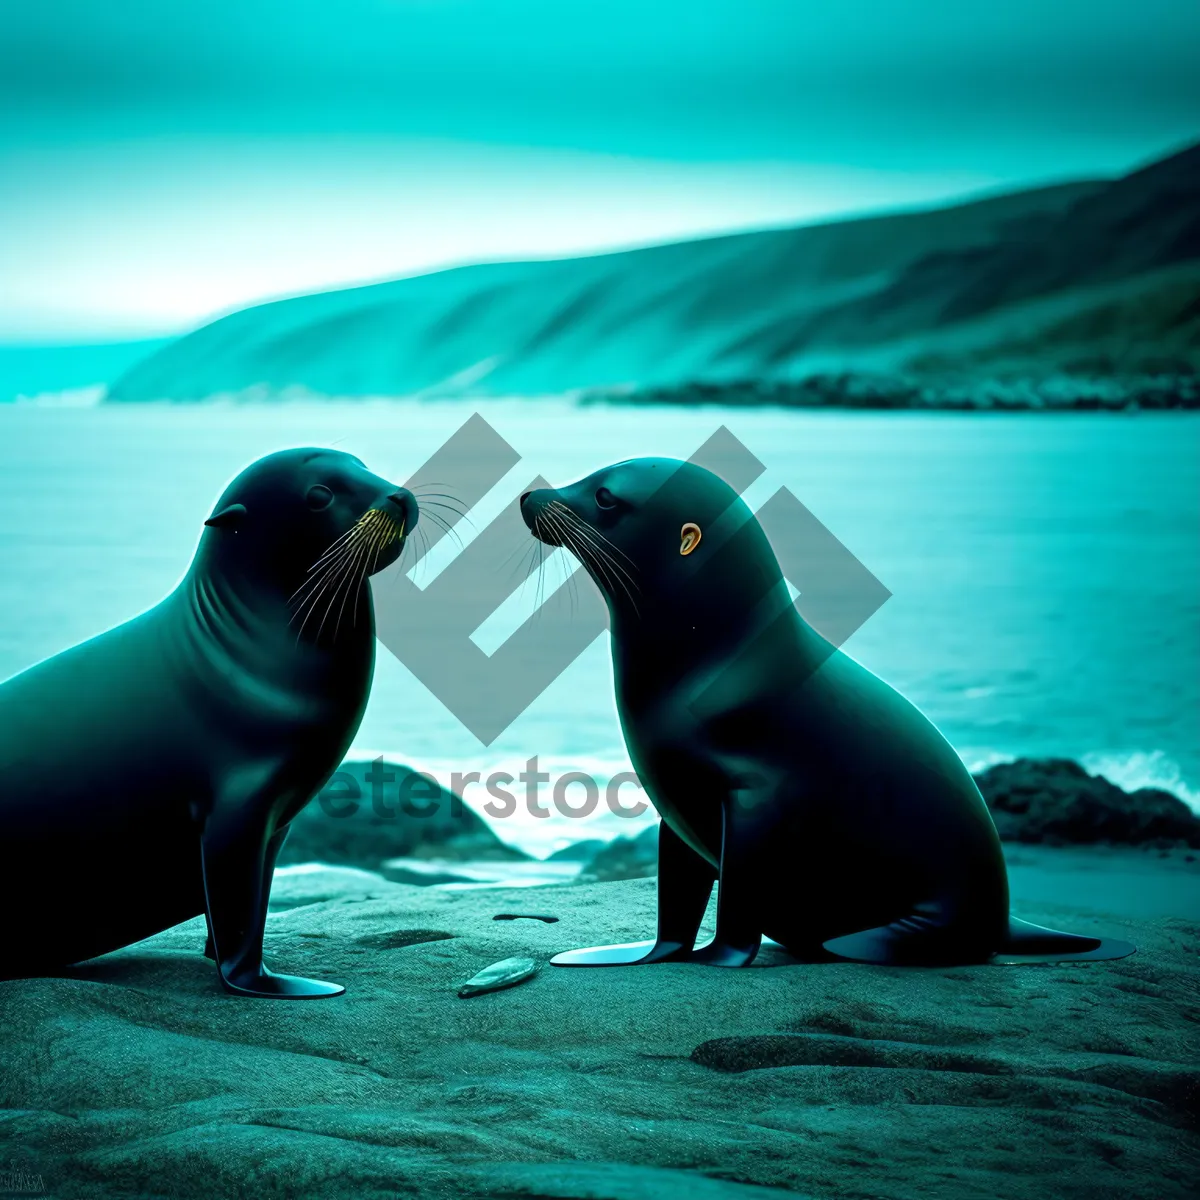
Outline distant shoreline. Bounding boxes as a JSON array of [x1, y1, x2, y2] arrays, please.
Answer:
[[580, 372, 1200, 412], [8, 372, 1200, 409]]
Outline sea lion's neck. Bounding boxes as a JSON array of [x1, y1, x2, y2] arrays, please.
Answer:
[[175, 561, 374, 693], [609, 577, 798, 697]]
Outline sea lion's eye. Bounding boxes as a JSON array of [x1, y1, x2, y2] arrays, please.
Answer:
[[595, 487, 618, 510], [306, 484, 335, 512]]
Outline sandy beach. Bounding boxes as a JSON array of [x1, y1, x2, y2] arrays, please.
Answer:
[[1, 846, 1195, 1199]]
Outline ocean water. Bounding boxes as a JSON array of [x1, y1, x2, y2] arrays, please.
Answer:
[[1, 399, 1197, 857]]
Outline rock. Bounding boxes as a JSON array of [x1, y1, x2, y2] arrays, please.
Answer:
[[545, 839, 607, 862], [279, 756, 1198, 879], [279, 758, 529, 871], [457, 955, 539, 999], [579, 824, 660, 881], [377, 861, 481, 887], [974, 758, 1200, 847]]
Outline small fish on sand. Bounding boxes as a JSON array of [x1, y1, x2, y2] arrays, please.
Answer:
[[457, 956, 539, 999]]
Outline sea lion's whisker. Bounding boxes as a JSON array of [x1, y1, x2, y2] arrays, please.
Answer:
[[293, 527, 371, 638], [307, 511, 378, 573], [418, 502, 475, 536], [418, 498, 471, 520], [355, 518, 391, 627], [562, 518, 639, 595], [418, 507, 453, 535], [537, 511, 574, 613], [293, 505, 400, 610], [290, 519, 373, 605], [567, 526, 641, 604], [551, 501, 638, 569], [543, 506, 628, 614], [533, 514, 552, 612], [351, 513, 402, 623], [505, 539, 535, 583], [412, 488, 467, 503], [303, 515, 378, 585], [514, 536, 544, 599], [415, 506, 465, 551], [298, 531, 361, 588], [394, 522, 431, 581], [412, 492, 474, 523], [549, 503, 640, 610], [319, 532, 372, 645], [564, 525, 641, 618], [333, 531, 376, 640], [409, 525, 431, 575], [550, 501, 639, 581], [289, 538, 362, 612], [501, 528, 544, 575], [552, 521, 581, 618]]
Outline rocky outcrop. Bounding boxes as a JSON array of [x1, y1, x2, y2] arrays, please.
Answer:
[[577, 825, 659, 882], [975, 758, 1200, 847], [279, 757, 1199, 880], [279, 758, 528, 871], [585, 371, 1200, 410]]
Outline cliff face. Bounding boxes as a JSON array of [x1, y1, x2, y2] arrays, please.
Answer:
[[106, 142, 1200, 402]]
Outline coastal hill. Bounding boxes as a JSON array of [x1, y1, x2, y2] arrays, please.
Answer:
[[108, 142, 1199, 403]]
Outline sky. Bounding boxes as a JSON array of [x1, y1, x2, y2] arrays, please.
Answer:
[[2, 1, 1198, 342]]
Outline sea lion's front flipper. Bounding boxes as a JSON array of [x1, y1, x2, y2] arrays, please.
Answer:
[[550, 822, 716, 967], [201, 805, 344, 999], [688, 800, 763, 967], [550, 939, 677, 966]]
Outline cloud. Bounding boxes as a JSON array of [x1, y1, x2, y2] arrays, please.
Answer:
[[0, 136, 997, 338]]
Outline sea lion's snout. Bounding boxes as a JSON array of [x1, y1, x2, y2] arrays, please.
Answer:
[[520, 488, 563, 545], [383, 488, 419, 535], [354, 486, 415, 577]]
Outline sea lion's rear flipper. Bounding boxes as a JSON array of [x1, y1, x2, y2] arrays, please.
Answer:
[[823, 913, 1137, 966], [821, 912, 972, 966], [202, 813, 344, 998], [551, 823, 715, 967], [990, 917, 1136, 964]]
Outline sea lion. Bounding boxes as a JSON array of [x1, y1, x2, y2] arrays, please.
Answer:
[[0, 449, 417, 998], [521, 459, 1134, 968]]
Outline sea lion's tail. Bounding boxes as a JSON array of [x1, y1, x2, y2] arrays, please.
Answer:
[[992, 916, 1136, 964]]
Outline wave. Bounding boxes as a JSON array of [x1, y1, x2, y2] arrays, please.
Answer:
[[1079, 750, 1200, 814], [964, 747, 1199, 814], [10, 384, 106, 407]]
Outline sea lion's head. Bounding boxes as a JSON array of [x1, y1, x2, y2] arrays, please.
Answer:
[[521, 458, 781, 627], [201, 448, 418, 633]]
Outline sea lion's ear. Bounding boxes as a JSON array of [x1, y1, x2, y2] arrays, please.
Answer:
[[204, 503, 247, 530], [680, 523, 702, 556]]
